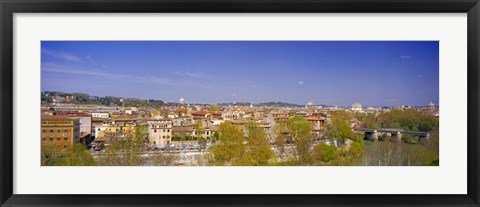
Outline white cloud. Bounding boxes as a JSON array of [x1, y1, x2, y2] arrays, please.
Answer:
[[174, 71, 184, 76], [42, 62, 215, 90], [42, 62, 126, 79], [42, 49, 82, 62], [174, 71, 203, 78], [400, 55, 412, 59], [85, 55, 96, 64], [298, 81, 304, 85], [231, 93, 237, 97], [185, 72, 203, 78], [134, 76, 172, 85]]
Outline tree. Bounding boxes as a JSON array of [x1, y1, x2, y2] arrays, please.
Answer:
[[287, 116, 313, 164], [208, 122, 245, 166], [272, 123, 287, 159], [61, 143, 96, 166], [195, 120, 205, 140], [327, 111, 356, 143], [313, 142, 337, 164], [362, 113, 380, 129], [41, 144, 62, 166], [239, 122, 275, 165], [41, 144, 96, 166], [96, 126, 147, 166], [377, 109, 438, 132]]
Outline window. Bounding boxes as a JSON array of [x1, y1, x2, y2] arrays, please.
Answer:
[[64, 129, 67, 133], [49, 137, 53, 141], [57, 121, 61, 124], [64, 137, 68, 141], [57, 129, 60, 133], [163, 129, 165, 132], [42, 138, 46, 142], [154, 129, 157, 133], [50, 122, 53, 124], [57, 137, 61, 141], [50, 129, 53, 133], [63, 144, 67, 149], [162, 136, 165, 138], [42, 129, 46, 133], [167, 129, 170, 132]]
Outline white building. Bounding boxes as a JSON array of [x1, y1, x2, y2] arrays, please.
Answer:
[[352, 102, 363, 112], [94, 125, 109, 138], [91, 111, 110, 118], [147, 119, 173, 147], [428, 101, 435, 110], [305, 101, 315, 109]]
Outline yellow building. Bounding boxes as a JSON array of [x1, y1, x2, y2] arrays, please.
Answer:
[[41, 115, 80, 150]]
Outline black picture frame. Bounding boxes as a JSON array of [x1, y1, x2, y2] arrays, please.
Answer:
[[1, 0, 479, 206]]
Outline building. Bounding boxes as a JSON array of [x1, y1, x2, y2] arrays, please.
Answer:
[[172, 116, 194, 127], [91, 111, 110, 118], [305, 101, 315, 110], [147, 119, 173, 147], [179, 97, 186, 105], [428, 101, 436, 110], [172, 126, 194, 137], [352, 102, 363, 112], [55, 111, 92, 144], [41, 115, 81, 150]]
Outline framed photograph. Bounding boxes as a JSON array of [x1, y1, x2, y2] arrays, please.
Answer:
[[1, 0, 479, 206]]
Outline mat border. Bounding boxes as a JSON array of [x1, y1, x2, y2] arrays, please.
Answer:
[[1, 0, 479, 206]]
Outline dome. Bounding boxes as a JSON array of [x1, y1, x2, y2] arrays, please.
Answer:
[[179, 97, 185, 104], [428, 101, 435, 107], [305, 101, 314, 109], [352, 102, 362, 111]]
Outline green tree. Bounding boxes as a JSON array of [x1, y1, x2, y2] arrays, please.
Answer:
[[363, 113, 380, 129], [195, 120, 205, 140], [41, 144, 62, 166], [377, 109, 438, 132], [97, 126, 147, 166], [61, 143, 96, 166], [287, 116, 313, 164], [313, 142, 337, 164], [327, 111, 356, 143], [42, 144, 96, 166], [272, 122, 288, 158], [239, 122, 275, 165], [208, 122, 245, 166]]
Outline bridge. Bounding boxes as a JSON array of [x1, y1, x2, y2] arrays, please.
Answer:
[[353, 128, 431, 142]]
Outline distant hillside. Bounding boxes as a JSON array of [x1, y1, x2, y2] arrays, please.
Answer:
[[41, 91, 165, 107]]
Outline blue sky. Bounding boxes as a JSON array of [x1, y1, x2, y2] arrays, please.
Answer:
[[41, 41, 439, 106]]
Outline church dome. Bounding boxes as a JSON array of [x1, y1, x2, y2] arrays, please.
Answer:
[[352, 102, 362, 111], [305, 101, 314, 108]]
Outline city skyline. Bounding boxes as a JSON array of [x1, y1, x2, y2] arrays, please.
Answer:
[[41, 41, 439, 106]]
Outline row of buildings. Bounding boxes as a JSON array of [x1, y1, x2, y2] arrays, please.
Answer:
[[41, 99, 438, 150]]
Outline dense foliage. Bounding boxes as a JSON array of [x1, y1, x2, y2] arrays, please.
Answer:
[[377, 109, 438, 132]]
